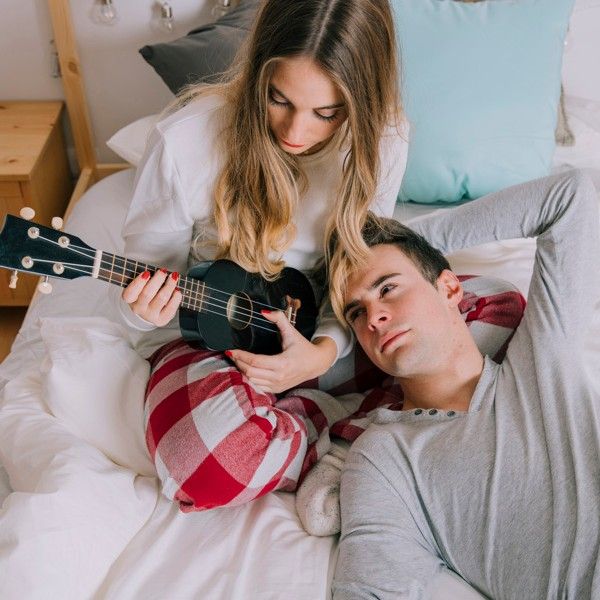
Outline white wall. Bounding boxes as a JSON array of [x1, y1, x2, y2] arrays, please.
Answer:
[[0, 0, 598, 166], [0, 0, 215, 163], [563, 0, 600, 101]]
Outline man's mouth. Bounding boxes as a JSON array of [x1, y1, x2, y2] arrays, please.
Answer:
[[379, 329, 409, 353]]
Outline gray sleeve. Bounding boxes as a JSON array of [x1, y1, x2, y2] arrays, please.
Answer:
[[410, 170, 600, 358], [333, 445, 444, 600]]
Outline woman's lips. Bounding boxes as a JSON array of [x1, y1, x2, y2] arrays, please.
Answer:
[[280, 138, 304, 148], [380, 330, 409, 353]]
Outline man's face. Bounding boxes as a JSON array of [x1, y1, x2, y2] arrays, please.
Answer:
[[343, 244, 462, 378]]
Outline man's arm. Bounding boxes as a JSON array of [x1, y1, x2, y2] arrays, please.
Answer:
[[409, 170, 600, 354], [333, 438, 445, 599]]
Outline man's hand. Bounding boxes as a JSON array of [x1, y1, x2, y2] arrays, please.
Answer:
[[226, 310, 338, 393]]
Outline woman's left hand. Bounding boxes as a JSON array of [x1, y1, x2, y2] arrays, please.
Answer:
[[226, 310, 338, 394]]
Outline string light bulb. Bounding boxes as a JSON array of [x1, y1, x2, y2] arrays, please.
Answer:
[[159, 2, 174, 32], [91, 0, 119, 25], [212, 0, 233, 19]]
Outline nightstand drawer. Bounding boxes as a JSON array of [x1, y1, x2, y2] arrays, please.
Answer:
[[0, 182, 21, 198]]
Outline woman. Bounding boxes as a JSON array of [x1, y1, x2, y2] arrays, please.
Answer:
[[115, 0, 408, 511]]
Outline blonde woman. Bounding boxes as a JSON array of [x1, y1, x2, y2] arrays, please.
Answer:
[[115, 0, 409, 511]]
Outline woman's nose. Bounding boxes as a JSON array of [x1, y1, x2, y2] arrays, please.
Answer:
[[282, 112, 307, 144]]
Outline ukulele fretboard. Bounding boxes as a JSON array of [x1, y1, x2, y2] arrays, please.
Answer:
[[98, 252, 206, 312]]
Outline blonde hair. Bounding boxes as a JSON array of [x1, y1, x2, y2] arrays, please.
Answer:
[[328, 213, 451, 325], [171, 0, 403, 280]]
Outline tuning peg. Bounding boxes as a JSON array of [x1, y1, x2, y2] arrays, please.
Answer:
[[19, 207, 36, 221], [51, 217, 64, 230], [37, 276, 53, 295], [8, 271, 18, 289]]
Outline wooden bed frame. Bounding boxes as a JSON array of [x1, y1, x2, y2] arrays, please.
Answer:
[[48, 0, 130, 220]]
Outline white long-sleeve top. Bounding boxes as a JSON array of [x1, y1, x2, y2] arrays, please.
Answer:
[[111, 93, 409, 359]]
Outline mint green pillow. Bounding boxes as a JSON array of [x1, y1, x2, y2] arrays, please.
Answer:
[[394, 0, 575, 204]]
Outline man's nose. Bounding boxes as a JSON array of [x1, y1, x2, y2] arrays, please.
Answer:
[[367, 305, 389, 331]]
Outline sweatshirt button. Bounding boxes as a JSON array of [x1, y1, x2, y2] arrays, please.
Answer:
[[447, 410, 456, 417], [414, 409, 423, 415], [428, 409, 438, 415]]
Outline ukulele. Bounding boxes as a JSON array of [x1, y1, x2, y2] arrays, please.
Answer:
[[0, 211, 317, 354]]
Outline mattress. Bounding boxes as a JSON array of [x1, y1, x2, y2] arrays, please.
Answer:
[[0, 166, 599, 600]]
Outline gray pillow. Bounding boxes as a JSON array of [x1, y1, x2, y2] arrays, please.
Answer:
[[139, 0, 261, 94]]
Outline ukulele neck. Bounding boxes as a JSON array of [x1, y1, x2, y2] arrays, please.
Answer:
[[97, 252, 204, 311]]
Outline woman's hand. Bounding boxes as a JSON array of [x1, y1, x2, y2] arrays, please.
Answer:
[[122, 269, 182, 326], [226, 310, 338, 394]]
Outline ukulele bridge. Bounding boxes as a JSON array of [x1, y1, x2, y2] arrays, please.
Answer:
[[284, 295, 302, 328]]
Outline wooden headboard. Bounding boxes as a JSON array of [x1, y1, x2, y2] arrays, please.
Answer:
[[47, 0, 129, 220]]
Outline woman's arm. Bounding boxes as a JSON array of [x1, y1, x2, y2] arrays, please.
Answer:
[[111, 128, 196, 331]]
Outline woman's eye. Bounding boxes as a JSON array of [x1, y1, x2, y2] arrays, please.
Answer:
[[314, 111, 339, 123], [268, 90, 289, 107]]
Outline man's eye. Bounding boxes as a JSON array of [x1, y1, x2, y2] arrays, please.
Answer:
[[380, 283, 396, 297], [347, 308, 364, 323]]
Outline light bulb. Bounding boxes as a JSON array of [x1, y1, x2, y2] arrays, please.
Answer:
[[211, 0, 233, 19], [91, 0, 118, 25], [159, 2, 174, 32]]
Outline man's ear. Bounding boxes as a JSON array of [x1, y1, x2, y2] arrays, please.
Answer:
[[436, 269, 463, 307]]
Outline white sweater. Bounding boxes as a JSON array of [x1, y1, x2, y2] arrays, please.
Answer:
[[112, 94, 409, 359]]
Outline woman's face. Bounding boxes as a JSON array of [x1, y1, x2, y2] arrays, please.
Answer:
[[267, 56, 348, 156]]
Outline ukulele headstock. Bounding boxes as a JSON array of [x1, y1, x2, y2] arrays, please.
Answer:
[[0, 213, 96, 285]]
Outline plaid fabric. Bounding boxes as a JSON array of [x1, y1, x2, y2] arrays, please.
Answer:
[[145, 275, 525, 512]]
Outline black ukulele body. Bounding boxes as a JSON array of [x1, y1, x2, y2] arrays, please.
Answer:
[[179, 260, 317, 354]]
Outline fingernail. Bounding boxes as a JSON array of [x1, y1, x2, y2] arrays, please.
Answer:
[[171, 271, 179, 281], [160, 268, 168, 274], [141, 271, 150, 280], [224, 350, 233, 358], [261, 309, 272, 315]]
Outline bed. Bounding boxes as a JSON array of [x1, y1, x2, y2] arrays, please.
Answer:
[[1, 1, 600, 598]]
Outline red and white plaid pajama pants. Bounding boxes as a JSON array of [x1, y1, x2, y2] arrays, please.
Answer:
[[144, 275, 525, 512]]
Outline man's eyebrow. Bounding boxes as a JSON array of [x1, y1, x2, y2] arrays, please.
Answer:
[[270, 85, 345, 110], [342, 273, 402, 318]]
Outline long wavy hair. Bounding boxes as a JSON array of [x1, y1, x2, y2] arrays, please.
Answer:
[[172, 0, 402, 280]]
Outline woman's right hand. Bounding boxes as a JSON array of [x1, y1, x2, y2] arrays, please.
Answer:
[[122, 269, 182, 327]]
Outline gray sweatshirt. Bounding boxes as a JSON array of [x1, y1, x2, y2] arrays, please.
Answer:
[[332, 170, 600, 599]]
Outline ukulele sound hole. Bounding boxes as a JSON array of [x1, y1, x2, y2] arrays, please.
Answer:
[[226, 292, 253, 330]]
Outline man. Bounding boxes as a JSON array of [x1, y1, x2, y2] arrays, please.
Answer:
[[330, 170, 600, 599]]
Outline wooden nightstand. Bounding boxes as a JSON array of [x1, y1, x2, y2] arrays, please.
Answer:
[[0, 101, 73, 306]]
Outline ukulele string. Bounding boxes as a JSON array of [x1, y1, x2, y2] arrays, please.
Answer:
[[34, 261, 279, 334], [62, 241, 286, 314], [37, 238, 301, 323], [31, 258, 280, 333]]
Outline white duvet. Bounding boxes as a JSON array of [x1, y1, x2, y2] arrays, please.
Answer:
[[0, 167, 599, 600]]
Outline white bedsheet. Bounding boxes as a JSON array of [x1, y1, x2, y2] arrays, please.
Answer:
[[1, 167, 599, 600]]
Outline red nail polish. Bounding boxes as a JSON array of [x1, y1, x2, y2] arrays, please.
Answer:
[[141, 271, 150, 280], [261, 309, 272, 315], [224, 350, 233, 358], [160, 268, 168, 274], [171, 271, 179, 281]]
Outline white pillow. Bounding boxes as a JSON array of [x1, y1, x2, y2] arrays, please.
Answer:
[[40, 316, 155, 477], [106, 114, 159, 166]]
